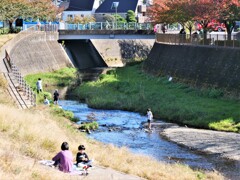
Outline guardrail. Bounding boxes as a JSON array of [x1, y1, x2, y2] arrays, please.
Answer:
[[61, 22, 153, 30], [156, 33, 240, 49], [3, 51, 36, 107]]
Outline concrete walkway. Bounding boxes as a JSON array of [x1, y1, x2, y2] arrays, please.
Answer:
[[151, 122, 240, 161]]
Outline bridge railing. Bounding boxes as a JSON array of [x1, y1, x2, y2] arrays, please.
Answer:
[[62, 22, 153, 30], [156, 33, 240, 49]]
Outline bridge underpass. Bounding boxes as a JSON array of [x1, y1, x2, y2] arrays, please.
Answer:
[[59, 29, 155, 81]]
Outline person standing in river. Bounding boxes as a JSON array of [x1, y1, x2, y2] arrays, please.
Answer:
[[147, 108, 153, 130]]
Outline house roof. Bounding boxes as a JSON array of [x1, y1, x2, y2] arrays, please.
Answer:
[[95, 0, 139, 13], [66, 0, 95, 11]]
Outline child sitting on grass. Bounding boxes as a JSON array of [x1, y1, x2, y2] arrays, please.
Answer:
[[76, 145, 92, 169]]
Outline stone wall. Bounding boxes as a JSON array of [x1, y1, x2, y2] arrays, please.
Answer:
[[143, 43, 240, 92], [9, 32, 72, 76], [91, 39, 155, 67]]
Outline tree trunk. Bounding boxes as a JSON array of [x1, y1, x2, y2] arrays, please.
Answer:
[[9, 21, 14, 33]]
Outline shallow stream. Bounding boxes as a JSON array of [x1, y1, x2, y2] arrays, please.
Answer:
[[60, 100, 239, 179]]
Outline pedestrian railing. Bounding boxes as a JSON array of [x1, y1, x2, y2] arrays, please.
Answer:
[[62, 22, 153, 30], [156, 33, 240, 49], [3, 51, 36, 107]]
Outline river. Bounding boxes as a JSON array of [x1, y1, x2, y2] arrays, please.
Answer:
[[59, 100, 239, 179]]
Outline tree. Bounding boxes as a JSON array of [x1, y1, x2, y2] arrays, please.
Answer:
[[69, 15, 96, 24], [148, 0, 195, 34], [0, 0, 58, 32], [126, 10, 137, 22], [192, 0, 219, 37], [0, 0, 29, 32], [28, 0, 58, 21], [216, 0, 240, 39]]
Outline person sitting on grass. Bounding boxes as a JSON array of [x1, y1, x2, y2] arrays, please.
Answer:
[[52, 142, 73, 173], [43, 95, 50, 105], [76, 145, 92, 169]]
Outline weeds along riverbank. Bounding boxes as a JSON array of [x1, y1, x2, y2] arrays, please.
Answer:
[[0, 74, 223, 179], [74, 64, 240, 133], [24, 64, 240, 133]]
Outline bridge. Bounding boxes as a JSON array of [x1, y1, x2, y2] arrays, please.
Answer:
[[58, 22, 155, 40]]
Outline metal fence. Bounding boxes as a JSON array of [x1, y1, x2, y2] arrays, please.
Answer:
[[3, 51, 36, 106], [156, 33, 240, 49], [63, 22, 153, 30]]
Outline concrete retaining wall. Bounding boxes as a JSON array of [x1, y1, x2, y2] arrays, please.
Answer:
[[143, 43, 240, 91], [91, 39, 155, 67], [10, 32, 72, 76]]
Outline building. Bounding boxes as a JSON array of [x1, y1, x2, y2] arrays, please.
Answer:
[[61, 0, 100, 21], [61, 0, 151, 23]]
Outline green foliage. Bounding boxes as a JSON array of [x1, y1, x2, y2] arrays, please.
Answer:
[[126, 10, 137, 23], [25, 67, 77, 88], [209, 118, 240, 132], [113, 14, 127, 23], [52, 106, 75, 121], [79, 121, 99, 130], [74, 64, 240, 132]]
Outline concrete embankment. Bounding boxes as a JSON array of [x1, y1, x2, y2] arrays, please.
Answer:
[[144, 43, 240, 93], [91, 39, 155, 67], [8, 32, 72, 76]]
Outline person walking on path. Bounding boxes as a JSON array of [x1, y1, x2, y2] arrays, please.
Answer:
[[53, 89, 59, 105], [147, 108, 153, 130], [52, 142, 73, 173], [36, 78, 42, 93]]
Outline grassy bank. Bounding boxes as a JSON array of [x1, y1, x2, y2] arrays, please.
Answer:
[[0, 74, 223, 179], [24, 67, 77, 103], [73, 64, 240, 133]]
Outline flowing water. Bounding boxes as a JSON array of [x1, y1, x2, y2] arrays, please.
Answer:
[[60, 100, 240, 179]]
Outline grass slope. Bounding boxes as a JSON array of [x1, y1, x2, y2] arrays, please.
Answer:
[[74, 64, 240, 133], [0, 74, 223, 180]]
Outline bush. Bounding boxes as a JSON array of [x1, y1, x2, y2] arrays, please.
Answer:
[[126, 10, 137, 23], [79, 121, 99, 130]]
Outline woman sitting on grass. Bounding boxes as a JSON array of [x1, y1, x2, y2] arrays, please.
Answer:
[[52, 142, 73, 173]]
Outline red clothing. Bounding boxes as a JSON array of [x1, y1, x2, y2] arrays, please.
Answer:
[[52, 150, 73, 173]]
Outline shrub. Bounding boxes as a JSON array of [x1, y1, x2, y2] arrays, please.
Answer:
[[126, 10, 137, 23], [79, 121, 99, 130]]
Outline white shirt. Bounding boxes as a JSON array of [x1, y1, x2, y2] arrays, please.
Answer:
[[147, 111, 153, 120], [44, 99, 50, 105], [36, 80, 42, 90]]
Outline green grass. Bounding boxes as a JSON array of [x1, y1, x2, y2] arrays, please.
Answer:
[[24, 67, 77, 104], [73, 64, 240, 133], [79, 121, 99, 130], [24, 67, 77, 88]]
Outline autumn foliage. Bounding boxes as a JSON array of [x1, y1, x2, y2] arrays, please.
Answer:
[[148, 0, 240, 35], [0, 0, 60, 31]]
